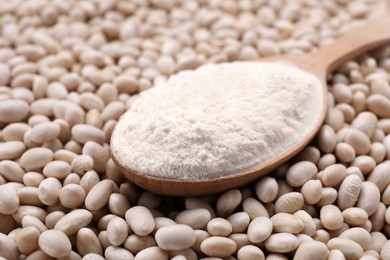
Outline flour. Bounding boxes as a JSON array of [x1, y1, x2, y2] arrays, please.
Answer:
[[111, 62, 324, 180]]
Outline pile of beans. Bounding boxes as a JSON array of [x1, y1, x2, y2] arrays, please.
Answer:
[[1, 0, 390, 259]]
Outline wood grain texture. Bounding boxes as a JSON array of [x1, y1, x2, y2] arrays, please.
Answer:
[[111, 12, 390, 196]]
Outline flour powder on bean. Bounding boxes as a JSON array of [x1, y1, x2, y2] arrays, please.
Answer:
[[111, 62, 323, 179]]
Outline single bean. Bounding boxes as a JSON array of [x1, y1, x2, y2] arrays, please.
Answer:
[[327, 238, 363, 260], [265, 233, 299, 253], [175, 208, 211, 229], [247, 217, 272, 243], [207, 218, 232, 237], [107, 217, 129, 246], [271, 213, 304, 234], [54, 209, 92, 236], [293, 240, 328, 260], [200, 236, 236, 258], [76, 228, 103, 256], [285, 161, 317, 187], [125, 206, 155, 236]]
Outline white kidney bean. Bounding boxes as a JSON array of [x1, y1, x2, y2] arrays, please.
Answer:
[[200, 236, 237, 258], [285, 161, 317, 187], [38, 230, 72, 258], [134, 246, 168, 260], [337, 174, 362, 210], [125, 206, 155, 236], [320, 164, 347, 187], [77, 228, 103, 256], [226, 212, 250, 233], [271, 213, 304, 234], [327, 238, 363, 260], [216, 189, 242, 217], [207, 218, 233, 237], [293, 240, 329, 260], [85, 179, 114, 211], [107, 217, 129, 246], [175, 208, 211, 229], [19, 147, 54, 171], [0, 185, 19, 215], [275, 192, 304, 214], [247, 217, 272, 243], [54, 209, 92, 236], [155, 224, 196, 251], [356, 181, 380, 216], [265, 233, 299, 253], [255, 177, 278, 203], [301, 179, 322, 205], [342, 207, 368, 226]]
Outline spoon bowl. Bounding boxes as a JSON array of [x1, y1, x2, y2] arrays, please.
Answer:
[[112, 12, 390, 196]]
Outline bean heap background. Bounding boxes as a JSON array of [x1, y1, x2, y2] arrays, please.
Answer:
[[0, 0, 390, 259]]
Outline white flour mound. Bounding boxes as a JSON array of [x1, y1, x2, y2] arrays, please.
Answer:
[[111, 62, 323, 180]]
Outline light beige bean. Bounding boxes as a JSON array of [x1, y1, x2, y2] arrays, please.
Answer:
[[337, 174, 362, 210], [335, 142, 355, 163], [226, 212, 250, 233], [13, 205, 47, 224], [2, 123, 30, 141], [371, 231, 387, 253], [237, 245, 264, 260], [356, 181, 380, 216], [351, 111, 378, 138], [30, 121, 60, 143], [301, 179, 322, 205], [0, 160, 25, 182], [22, 215, 47, 233], [83, 253, 105, 260], [321, 164, 347, 187], [134, 246, 168, 260], [101, 101, 125, 122], [0, 99, 29, 123], [333, 83, 352, 104], [0, 185, 19, 214], [275, 192, 303, 214], [71, 155, 94, 176], [335, 103, 355, 123], [325, 108, 344, 131], [271, 213, 304, 234], [317, 154, 337, 172], [265, 233, 299, 253], [45, 211, 65, 230], [293, 210, 316, 236], [382, 184, 390, 205], [342, 208, 368, 226], [38, 230, 71, 258], [367, 94, 390, 118], [369, 142, 386, 163], [294, 146, 321, 164], [247, 217, 272, 243], [82, 141, 110, 173], [175, 208, 211, 229], [15, 226, 40, 254], [255, 176, 278, 203], [207, 218, 232, 237], [350, 155, 376, 175], [0, 233, 18, 260], [20, 147, 54, 171], [285, 161, 317, 187], [0, 141, 26, 160], [79, 92, 105, 111], [125, 206, 155, 236], [54, 209, 92, 236], [339, 227, 371, 250], [38, 177, 62, 206], [327, 238, 363, 260], [42, 160, 71, 179], [76, 227, 103, 256], [155, 224, 196, 251], [344, 128, 371, 155], [367, 163, 390, 192], [71, 124, 105, 144], [293, 240, 329, 260], [317, 125, 336, 153], [105, 246, 134, 260], [320, 205, 343, 230], [59, 183, 85, 208], [54, 149, 77, 165], [216, 189, 242, 217], [380, 240, 390, 260], [317, 187, 338, 207], [243, 197, 269, 219], [80, 170, 100, 194], [124, 234, 156, 255], [107, 217, 129, 246], [85, 179, 113, 211], [200, 236, 236, 258]]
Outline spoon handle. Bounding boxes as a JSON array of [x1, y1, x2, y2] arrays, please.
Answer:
[[313, 12, 390, 74]]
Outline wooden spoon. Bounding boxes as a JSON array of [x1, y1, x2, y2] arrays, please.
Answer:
[[111, 13, 390, 196]]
